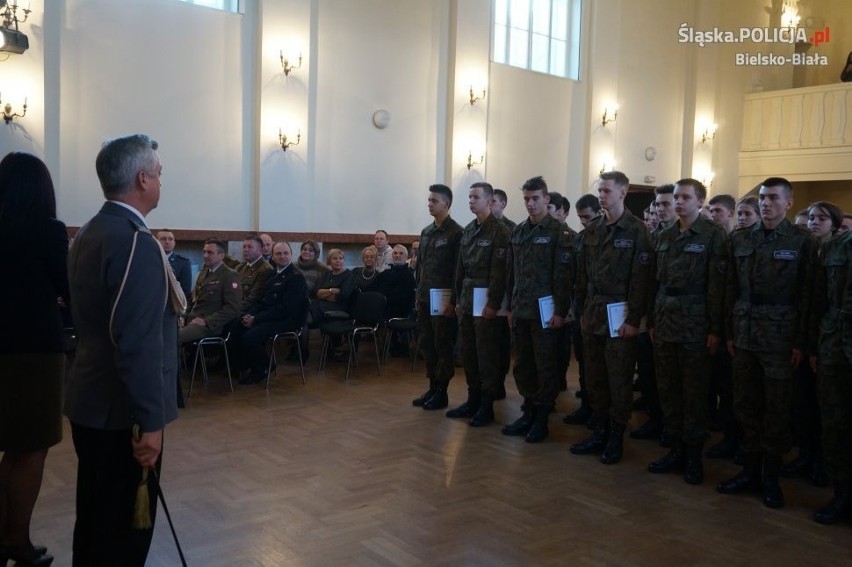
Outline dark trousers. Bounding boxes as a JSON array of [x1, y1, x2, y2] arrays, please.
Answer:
[[636, 331, 662, 421], [790, 359, 822, 456], [71, 423, 160, 567], [654, 339, 711, 445], [417, 302, 457, 384], [512, 318, 559, 406], [460, 314, 501, 396], [229, 319, 296, 373], [496, 315, 511, 384]]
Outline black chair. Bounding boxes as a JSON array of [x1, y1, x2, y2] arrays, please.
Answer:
[[318, 291, 387, 381], [266, 328, 306, 388], [382, 317, 419, 371], [187, 331, 234, 398]]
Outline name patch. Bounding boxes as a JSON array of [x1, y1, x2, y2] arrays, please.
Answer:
[[496, 247, 507, 259], [534, 237, 551, 244], [684, 243, 705, 253], [614, 239, 634, 248], [435, 238, 448, 248], [773, 249, 797, 260], [478, 239, 492, 247]]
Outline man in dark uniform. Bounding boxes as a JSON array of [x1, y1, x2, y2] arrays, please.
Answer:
[[503, 176, 574, 443], [717, 177, 818, 509], [546, 192, 577, 393], [571, 171, 652, 464], [563, 194, 601, 426], [157, 229, 192, 299], [179, 238, 242, 344], [447, 182, 511, 427], [259, 233, 274, 263], [67, 134, 183, 566], [412, 184, 463, 410], [646, 179, 730, 484], [235, 234, 273, 312], [810, 229, 852, 523], [490, 188, 515, 399], [230, 241, 308, 384]]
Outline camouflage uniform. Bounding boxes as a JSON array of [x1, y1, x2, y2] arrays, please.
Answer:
[[575, 210, 653, 427], [728, 218, 818, 457], [179, 263, 242, 344], [496, 215, 516, 383], [455, 214, 511, 397], [235, 258, 273, 312], [811, 231, 852, 480], [416, 216, 463, 386], [506, 214, 574, 406], [651, 216, 729, 446]]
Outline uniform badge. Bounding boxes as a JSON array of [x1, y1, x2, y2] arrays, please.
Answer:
[[614, 239, 634, 248], [534, 237, 551, 244], [560, 251, 572, 264], [496, 248, 506, 258], [435, 238, 448, 248], [684, 243, 705, 253], [478, 239, 492, 247], [773, 249, 797, 260], [638, 252, 650, 265]]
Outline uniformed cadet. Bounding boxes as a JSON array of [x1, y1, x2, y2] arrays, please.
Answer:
[[562, 194, 601, 427], [810, 229, 852, 524], [646, 179, 730, 485], [447, 182, 511, 427], [490, 188, 515, 398], [717, 177, 819, 509], [412, 184, 463, 411], [179, 238, 242, 344], [157, 229, 192, 299], [571, 171, 652, 464], [503, 176, 574, 443], [230, 241, 309, 384], [235, 234, 273, 312], [545, 191, 577, 393]]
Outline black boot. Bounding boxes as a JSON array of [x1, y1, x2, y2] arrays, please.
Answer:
[[648, 444, 684, 474], [469, 394, 494, 427], [600, 422, 626, 464], [412, 380, 435, 407], [502, 399, 534, 436], [809, 450, 830, 487], [630, 418, 663, 440], [494, 382, 507, 400], [705, 434, 739, 459], [563, 403, 592, 425], [422, 382, 449, 410], [717, 452, 762, 494], [780, 450, 813, 478], [684, 444, 704, 485], [446, 388, 480, 418], [570, 421, 609, 455], [814, 480, 852, 525], [525, 405, 550, 443], [762, 454, 785, 509]]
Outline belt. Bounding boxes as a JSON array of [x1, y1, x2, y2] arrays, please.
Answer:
[[750, 293, 795, 306], [590, 285, 626, 296], [661, 285, 705, 297]]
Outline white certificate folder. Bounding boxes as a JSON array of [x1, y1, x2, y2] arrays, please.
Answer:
[[430, 288, 452, 315], [472, 287, 488, 317], [607, 302, 628, 338], [538, 295, 554, 329]]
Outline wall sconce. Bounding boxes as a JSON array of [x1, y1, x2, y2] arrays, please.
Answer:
[[280, 50, 302, 76], [0, 1, 30, 55], [701, 124, 717, 143], [466, 151, 484, 170], [278, 128, 301, 151], [701, 172, 715, 188], [600, 161, 615, 174], [0, 94, 26, 124], [601, 105, 618, 126], [469, 86, 486, 106]]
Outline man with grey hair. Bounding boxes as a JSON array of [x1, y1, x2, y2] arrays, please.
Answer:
[[67, 134, 184, 565]]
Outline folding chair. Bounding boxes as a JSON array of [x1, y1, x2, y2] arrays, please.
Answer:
[[266, 328, 306, 388], [318, 291, 387, 381], [187, 331, 233, 397]]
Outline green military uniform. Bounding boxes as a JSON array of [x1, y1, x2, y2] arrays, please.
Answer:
[[575, 209, 652, 429], [236, 258, 273, 312], [506, 214, 574, 408], [651, 216, 729, 452], [415, 215, 463, 400], [179, 263, 242, 344], [728, 218, 817, 459], [454, 213, 511, 400], [811, 231, 852, 482]]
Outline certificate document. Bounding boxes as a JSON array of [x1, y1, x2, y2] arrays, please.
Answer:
[[607, 302, 628, 338], [430, 288, 452, 316], [472, 287, 488, 317], [538, 295, 554, 329]]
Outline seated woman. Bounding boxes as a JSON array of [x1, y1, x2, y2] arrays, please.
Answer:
[[350, 245, 382, 295], [312, 248, 354, 322], [296, 240, 329, 292]]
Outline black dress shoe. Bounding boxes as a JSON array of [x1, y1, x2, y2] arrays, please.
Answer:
[[780, 454, 812, 478], [412, 385, 435, 407], [630, 419, 663, 440], [814, 481, 852, 524], [469, 403, 494, 427], [716, 470, 761, 494], [563, 405, 591, 425], [422, 389, 448, 410], [502, 412, 534, 436], [446, 401, 477, 419]]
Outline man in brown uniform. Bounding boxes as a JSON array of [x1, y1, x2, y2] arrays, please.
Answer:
[[717, 177, 818, 509], [448, 182, 511, 426], [503, 176, 574, 443], [571, 171, 653, 464], [179, 238, 242, 344], [646, 179, 729, 484], [412, 184, 463, 410], [235, 234, 273, 312]]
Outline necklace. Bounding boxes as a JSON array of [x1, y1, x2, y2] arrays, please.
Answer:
[[361, 269, 376, 281]]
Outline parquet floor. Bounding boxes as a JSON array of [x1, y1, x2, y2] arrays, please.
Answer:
[[29, 340, 852, 566]]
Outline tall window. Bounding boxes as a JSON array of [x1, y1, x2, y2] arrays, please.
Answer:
[[492, 0, 582, 80], [177, 0, 242, 13]]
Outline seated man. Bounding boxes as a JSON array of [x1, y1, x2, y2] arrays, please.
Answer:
[[230, 241, 309, 384], [236, 234, 273, 312], [179, 238, 242, 344]]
